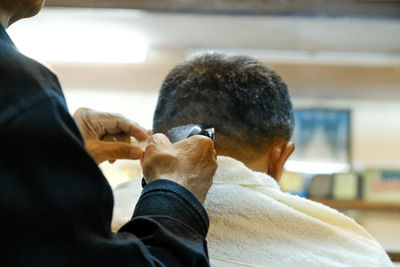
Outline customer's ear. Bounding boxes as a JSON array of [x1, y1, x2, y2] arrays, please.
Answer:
[[267, 141, 295, 182]]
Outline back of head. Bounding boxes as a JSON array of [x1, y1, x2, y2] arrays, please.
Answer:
[[153, 52, 294, 163]]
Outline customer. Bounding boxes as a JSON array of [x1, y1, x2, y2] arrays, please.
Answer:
[[113, 53, 392, 266]]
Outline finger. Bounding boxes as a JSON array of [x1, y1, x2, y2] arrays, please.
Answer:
[[107, 114, 149, 141], [148, 133, 171, 145], [213, 149, 217, 160], [129, 125, 149, 141], [102, 133, 131, 143], [93, 112, 148, 141], [99, 141, 144, 162], [109, 119, 148, 141], [177, 134, 214, 150], [144, 134, 172, 165]]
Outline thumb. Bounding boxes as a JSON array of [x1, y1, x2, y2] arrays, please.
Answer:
[[148, 133, 172, 145], [99, 141, 144, 163]]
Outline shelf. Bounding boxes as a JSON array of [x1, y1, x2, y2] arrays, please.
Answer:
[[388, 252, 400, 262], [310, 198, 400, 212]]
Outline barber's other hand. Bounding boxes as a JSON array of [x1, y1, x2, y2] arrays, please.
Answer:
[[73, 107, 149, 164], [142, 134, 217, 203]]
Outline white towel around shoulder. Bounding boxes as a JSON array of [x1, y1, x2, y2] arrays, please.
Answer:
[[112, 156, 392, 267]]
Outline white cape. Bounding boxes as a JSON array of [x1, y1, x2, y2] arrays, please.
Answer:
[[112, 156, 392, 267]]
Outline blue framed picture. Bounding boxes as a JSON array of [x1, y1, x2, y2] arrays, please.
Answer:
[[285, 109, 351, 174]]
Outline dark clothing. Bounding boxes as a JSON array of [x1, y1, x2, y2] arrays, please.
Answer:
[[0, 25, 209, 266]]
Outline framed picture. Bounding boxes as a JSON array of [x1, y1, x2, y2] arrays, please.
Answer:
[[285, 108, 351, 174]]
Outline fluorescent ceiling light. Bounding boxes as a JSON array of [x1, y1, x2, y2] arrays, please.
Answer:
[[188, 48, 400, 67], [8, 24, 147, 64]]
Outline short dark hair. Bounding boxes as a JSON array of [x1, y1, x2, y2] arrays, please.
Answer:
[[153, 52, 294, 151]]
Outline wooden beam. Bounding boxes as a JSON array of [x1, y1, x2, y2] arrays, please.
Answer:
[[45, 0, 400, 19]]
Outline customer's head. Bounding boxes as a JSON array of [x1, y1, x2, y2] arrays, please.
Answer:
[[153, 53, 295, 180]]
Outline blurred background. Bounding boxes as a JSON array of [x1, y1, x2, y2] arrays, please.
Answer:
[[6, 0, 400, 263]]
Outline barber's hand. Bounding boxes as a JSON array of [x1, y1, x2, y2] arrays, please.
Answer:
[[73, 107, 149, 164], [142, 134, 217, 203]]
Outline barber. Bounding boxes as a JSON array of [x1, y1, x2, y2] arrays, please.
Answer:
[[0, 1, 217, 266]]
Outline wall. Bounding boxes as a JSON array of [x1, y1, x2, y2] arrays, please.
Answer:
[[63, 62, 400, 171]]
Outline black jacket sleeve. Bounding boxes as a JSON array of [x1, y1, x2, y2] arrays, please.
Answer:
[[120, 179, 210, 266]]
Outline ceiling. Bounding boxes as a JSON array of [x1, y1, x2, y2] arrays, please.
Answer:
[[9, 7, 400, 100], [15, 8, 400, 54], [45, 0, 400, 19]]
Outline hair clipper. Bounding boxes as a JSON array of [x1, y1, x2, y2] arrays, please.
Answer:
[[142, 124, 215, 187], [165, 124, 215, 143]]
